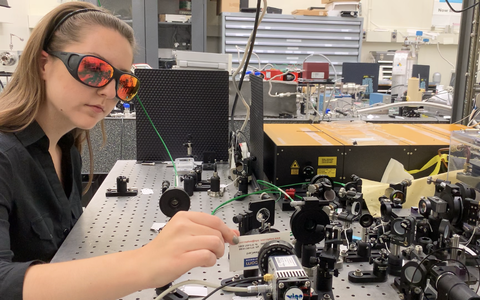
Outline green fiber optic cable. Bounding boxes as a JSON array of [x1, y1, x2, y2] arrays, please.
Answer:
[[277, 182, 306, 188], [136, 95, 178, 186], [334, 181, 346, 187], [275, 193, 282, 202], [257, 180, 294, 202], [211, 189, 279, 215], [97, 0, 101, 6], [211, 181, 309, 214]]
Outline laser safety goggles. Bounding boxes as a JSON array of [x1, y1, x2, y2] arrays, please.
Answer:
[[48, 51, 140, 102]]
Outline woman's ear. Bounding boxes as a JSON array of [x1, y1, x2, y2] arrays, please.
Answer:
[[39, 50, 50, 80]]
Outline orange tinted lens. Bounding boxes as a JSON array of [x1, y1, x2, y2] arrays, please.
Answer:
[[78, 56, 114, 87], [117, 74, 139, 101]]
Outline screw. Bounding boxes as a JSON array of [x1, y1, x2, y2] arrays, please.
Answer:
[[354, 269, 363, 276], [305, 281, 311, 288], [415, 245, 423, 254], [323, 294, 331, 300], [278, 282, 284, 289]]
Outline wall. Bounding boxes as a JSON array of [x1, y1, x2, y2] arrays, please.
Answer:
[[248, 0, 320, 14], [1, 0, 461, 87], [0, 0, 65, 86], [361, 42, 458, 87], [360, 0, 459, 86], [238, 0, 459, 86], [0, 1, 29, 77]]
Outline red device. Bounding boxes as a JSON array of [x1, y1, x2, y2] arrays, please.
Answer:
[[301, 62, 330, 80], [261, 69, 284, 81], [285, 188, 296, 200]]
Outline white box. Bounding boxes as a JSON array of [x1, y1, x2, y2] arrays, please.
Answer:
[[159, 14, 191, 23], [365, 31, 393, 43], [174, 50, 232, 73], [325, 2, 359, 17]]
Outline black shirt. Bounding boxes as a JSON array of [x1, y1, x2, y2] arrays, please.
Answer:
[[0, 121, 83, 300]]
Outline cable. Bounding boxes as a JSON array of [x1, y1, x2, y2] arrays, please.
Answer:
[[211, 182, 306, 215], [154, 280, 249, 300], [356, 101, 452, 115], [136, 95, 178, 186], [310, 102, 325, 121], [235, 46, 261, 71], [251, 51, 262, 70], [235, 0, 266, 134], [453, 108, 477, 125], [388, 84, 407, 92], [268, 71, 296, 97], [299, 53, 339, 122], [468, 109, 480, 126], [257, 180, 294, 202], [410, 246, 480, 294], [462, 227, 477, 247], [212, 188, 284, 215], [223, 176, 240, 188], [445, 0, 480, 13], [380, 222, 390, 252], [430, 258, 472, 286], [230, 0, 266, 134], [202, 276, 264, 300], [344, 227, 350, 250], [261, 63, 276, 70], [436, 42, 455, 69], [212, 189, 274, 215], [235, 130, 250, 149]]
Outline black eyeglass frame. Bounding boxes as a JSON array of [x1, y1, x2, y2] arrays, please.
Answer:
[[48, 51, 139, 102]]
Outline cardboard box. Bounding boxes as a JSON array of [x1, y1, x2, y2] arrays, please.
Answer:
[[321, 0, 360, 3], [217, 0, 240, 15], [291, 9, 328, 16]]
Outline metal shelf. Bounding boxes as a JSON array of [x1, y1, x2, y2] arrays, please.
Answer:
[[158, 22, 191, 26], [221, 13, 363, 75]]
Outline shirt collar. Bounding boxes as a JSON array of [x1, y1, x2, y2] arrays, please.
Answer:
[[14, 121, 75, 150]]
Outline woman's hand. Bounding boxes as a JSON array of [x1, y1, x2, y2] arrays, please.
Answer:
[[136, 211, 239, 288]]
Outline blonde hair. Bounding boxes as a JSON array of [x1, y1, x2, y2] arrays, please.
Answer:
[[0, 2, 136, 194]]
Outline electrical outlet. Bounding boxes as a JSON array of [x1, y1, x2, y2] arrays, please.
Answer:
[[391, 30, 397, 42]]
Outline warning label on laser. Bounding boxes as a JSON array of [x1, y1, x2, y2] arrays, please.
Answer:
[[318, 157, 337, 166], [318, 168, 336, 177]]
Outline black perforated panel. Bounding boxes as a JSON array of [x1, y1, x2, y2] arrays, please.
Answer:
[[250, 74, 265, 180], [135, 69, 229, 162]]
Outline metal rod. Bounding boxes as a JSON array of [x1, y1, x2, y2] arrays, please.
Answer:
[[356, 101, 452, 114], [452, 0, 478, 123], [463, 1, 480, 123]]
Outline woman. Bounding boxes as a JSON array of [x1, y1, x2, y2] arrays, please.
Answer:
[[0, 2, 238, 300]]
